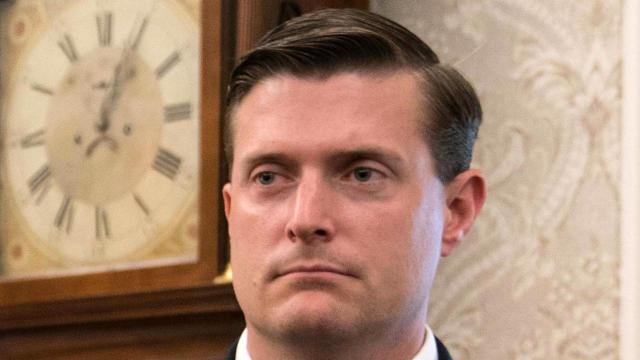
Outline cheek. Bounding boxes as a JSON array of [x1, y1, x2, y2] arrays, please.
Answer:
[[354, 190, 444, 293], [229, 195, 289, 244], [347, 200, 417, 274], [228, 195, 289, 279], [229, 197, 287, 315]]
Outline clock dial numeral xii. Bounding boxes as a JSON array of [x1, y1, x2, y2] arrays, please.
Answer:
[[96, 12, 113, 47]]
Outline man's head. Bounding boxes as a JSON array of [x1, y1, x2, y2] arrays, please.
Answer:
[[225, 8, 482, 184], [223, 8, 486, 360]]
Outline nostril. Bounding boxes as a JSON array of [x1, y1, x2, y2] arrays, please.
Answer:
[[287, 228, 328, 240]]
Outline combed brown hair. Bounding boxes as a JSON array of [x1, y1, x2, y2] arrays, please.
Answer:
[[225, 8, 482, 183]]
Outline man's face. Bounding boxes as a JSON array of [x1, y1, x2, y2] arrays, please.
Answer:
[[224, 71, 447, 342]]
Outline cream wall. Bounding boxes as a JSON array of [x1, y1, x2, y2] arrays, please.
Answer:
[[372, 1, 626, 359]]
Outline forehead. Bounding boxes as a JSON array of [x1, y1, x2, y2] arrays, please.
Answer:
[[231, 71, 428, 165]]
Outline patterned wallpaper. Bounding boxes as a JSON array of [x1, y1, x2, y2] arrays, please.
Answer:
[[371, 1, 621, 358]]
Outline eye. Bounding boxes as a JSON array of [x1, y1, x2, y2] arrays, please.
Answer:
[[256, 171, 277, 185], [353, 167, 374, 182]]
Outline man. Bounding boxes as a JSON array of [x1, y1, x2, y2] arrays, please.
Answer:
[[222, 8, 486, 360]]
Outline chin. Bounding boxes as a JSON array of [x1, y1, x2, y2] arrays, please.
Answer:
[[273, 293, 363, 341]]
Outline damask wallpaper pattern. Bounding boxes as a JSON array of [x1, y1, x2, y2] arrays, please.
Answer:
[[371, 1, 621, 359]]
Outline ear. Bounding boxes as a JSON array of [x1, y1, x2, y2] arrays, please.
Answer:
[[222, 182, 232, 220], [441, 169, 486, 257]]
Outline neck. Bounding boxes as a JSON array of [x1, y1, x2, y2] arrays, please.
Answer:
[[246, 320, 427, 360]]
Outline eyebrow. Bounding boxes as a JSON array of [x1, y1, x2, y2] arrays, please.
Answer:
[[327, 147, 405, 170], [241, 152, 298, 172], [240, 147, 406, 173]]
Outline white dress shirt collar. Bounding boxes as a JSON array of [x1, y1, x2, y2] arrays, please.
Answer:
[[236, 325, 438, 360]]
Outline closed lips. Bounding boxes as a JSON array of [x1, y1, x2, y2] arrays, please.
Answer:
[[277, 265, 353, 278]]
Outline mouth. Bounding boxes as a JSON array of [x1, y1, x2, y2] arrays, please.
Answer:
[[276, 264, 355, 280]]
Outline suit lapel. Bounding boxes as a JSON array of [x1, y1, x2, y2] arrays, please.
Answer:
[[435, 336, 453, 360], [225, 339, 238, 360]]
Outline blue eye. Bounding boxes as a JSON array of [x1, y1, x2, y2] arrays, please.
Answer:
[[353, 168, 373, 182], [257, 171, 276, 185]]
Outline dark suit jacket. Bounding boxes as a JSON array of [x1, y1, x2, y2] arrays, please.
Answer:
[[224, 336, 453, 360]]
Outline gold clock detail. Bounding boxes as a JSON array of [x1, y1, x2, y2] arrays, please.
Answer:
[[0, 0, 201, 276]]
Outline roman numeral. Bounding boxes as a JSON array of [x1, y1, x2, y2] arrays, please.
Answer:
[[55, 196, 74, 233], [164, 102, 192, 122], [21, 129, 45, 148], [31, 83, 54, 96], [96, 12, 112, 47], [28, 164, 52, 203], [57, 34, 78, 62], [133, 193, 150, 216], [129, 16, 148, 51], [95, 207, 110, 239], [152, 148, 181, 180], [155, 51, 180, 78]]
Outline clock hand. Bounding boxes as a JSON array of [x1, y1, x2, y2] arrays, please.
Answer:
[[90, 37, 140, 156], [97, 62, 119, 133], [90, 51, 132, 156], [97, 14, 149, 130], [97, 43, 136, 133]]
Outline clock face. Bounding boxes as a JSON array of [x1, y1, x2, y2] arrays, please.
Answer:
[[1, 0, 200, 266]]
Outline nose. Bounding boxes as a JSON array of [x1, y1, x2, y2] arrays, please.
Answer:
[[286, 172, 335, 243]]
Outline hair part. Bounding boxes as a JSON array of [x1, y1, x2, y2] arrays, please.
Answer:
[[224, 8, 482, 183]]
